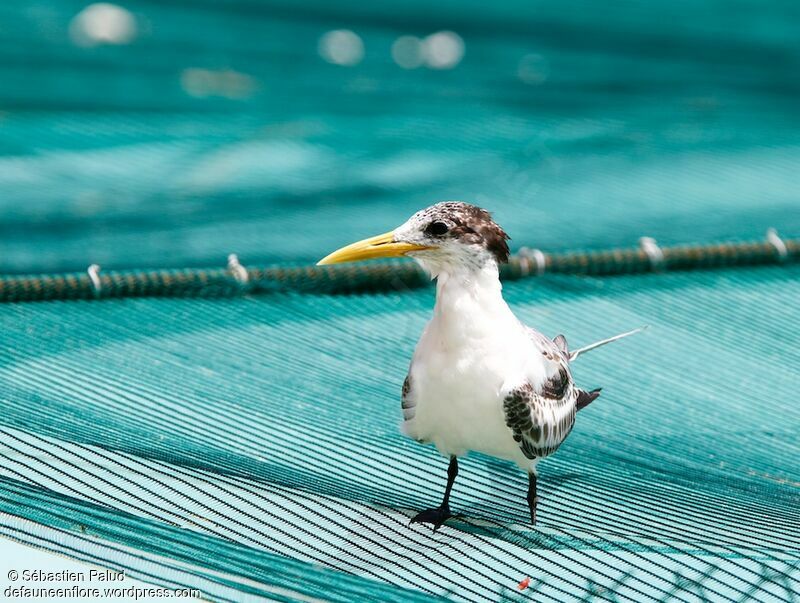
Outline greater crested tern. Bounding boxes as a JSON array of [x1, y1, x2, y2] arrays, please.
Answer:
[[318, 202, 642, 530]]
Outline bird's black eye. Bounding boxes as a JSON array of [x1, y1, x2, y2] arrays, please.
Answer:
[[426, 221, 449, 236]]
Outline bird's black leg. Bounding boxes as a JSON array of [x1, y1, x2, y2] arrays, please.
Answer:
[[527, 471, 538, 525], [411, 456, 462, 531]]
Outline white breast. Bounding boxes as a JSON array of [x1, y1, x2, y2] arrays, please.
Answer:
[[401, 266, 547, 469]]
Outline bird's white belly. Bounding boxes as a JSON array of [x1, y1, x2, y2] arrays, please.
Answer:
[[404, 338, 533, 467]]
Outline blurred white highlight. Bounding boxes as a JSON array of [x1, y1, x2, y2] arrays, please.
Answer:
[[69, 3, 137, 47], [391, 36, 424, 69], [423, 31, 464, 69], [319, 30, 364, 66]]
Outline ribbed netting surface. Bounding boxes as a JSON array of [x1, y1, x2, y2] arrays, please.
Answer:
[[1, 265, 798, 601]]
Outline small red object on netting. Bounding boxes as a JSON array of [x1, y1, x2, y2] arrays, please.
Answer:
[[518, 577, 531, 591]]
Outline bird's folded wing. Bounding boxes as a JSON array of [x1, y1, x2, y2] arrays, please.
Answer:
[[526, 326, 573, 369], [502, 376, 577, 460]]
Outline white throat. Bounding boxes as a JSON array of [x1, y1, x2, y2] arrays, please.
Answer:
[[430, 260, 518, 345]]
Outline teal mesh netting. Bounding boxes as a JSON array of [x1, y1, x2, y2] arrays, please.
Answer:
[[1, 0, 799, 601], [1, 268, 799, 601]]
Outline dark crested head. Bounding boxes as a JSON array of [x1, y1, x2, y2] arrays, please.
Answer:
[[397, 201, 511, 266], [316, 201, 510, 274]]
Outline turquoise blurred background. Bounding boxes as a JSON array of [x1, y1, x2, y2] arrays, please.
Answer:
[[1, 0, 799, 274]]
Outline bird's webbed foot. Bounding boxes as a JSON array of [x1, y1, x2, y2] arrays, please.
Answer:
[[410, 504, 462, 531]]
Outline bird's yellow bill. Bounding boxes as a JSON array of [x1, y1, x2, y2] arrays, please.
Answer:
[[317, 231, 432, 265]]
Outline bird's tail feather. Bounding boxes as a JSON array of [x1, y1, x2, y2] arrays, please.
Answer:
[[576, 388, 602, 411], [569, 326, 647, 361]]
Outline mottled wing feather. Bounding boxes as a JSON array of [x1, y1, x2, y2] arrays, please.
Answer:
[[503, 328, 581, 459], [401, 374, 415, 421], [527, 327, 573, 396], [541, 364, 570, 399], [504, 382, 577, 460], [553, 334, 569, 356], [527, 326, 601, 412], [527, 328, 570, 364]]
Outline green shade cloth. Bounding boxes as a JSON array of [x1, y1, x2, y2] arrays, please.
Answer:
[[1, 266, 799, 600]]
